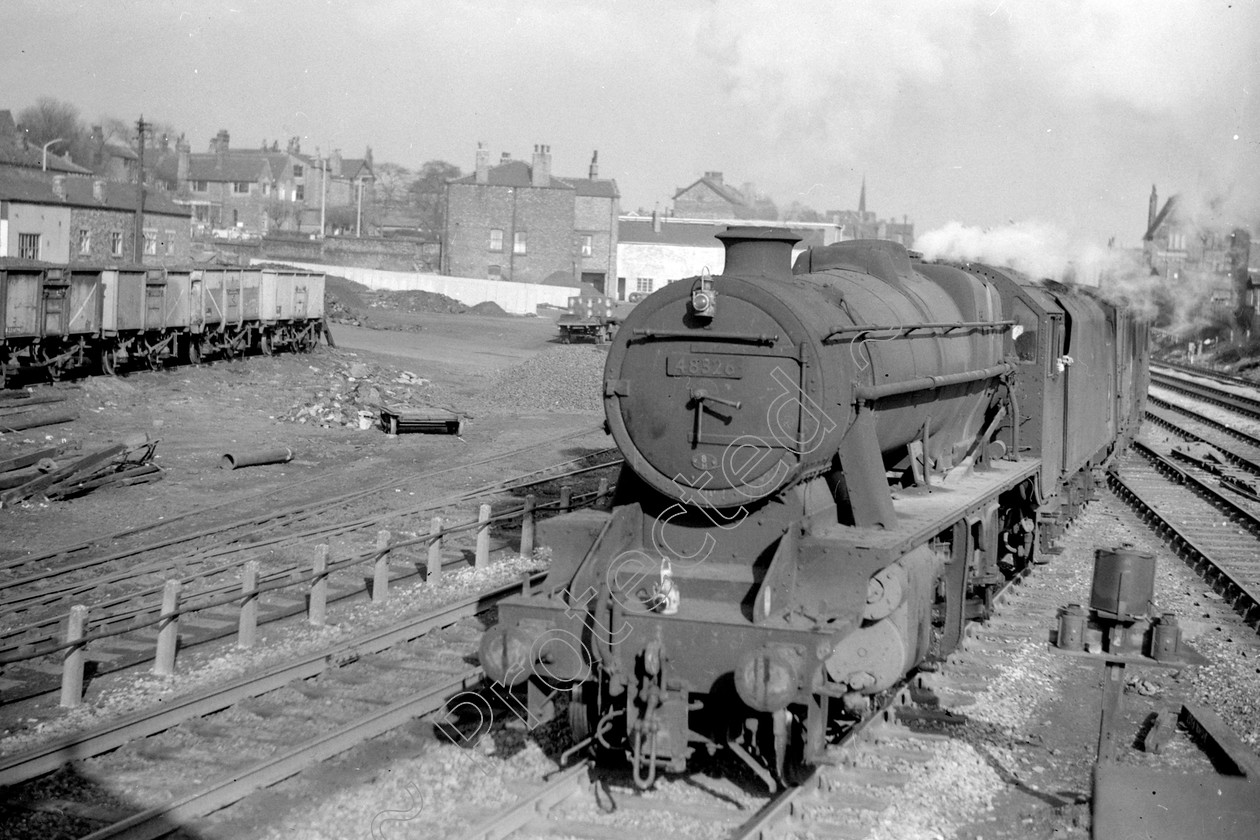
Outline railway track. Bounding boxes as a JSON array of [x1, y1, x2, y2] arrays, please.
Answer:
[[0, 448, 621, 706], [1150, 367, 1260, 421], [448, 530, 1086, 840], [1146, 397, 1260, 474], [0, 571, 547, 838], [1109, 438, 1260, 632], [1152, 359, 1260, 391]]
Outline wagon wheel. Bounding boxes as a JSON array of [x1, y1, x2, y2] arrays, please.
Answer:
[[145, 347, 163, 370], [259, 331, 273, 356], [46, 359, 63, 383], [221, 338, 236, 361], [188, 337, 202, 365], [561, 330, 571, 345], [100, 348, 118, 376]]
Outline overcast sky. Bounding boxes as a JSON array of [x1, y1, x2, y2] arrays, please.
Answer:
[[3, 0, 1256, 255]]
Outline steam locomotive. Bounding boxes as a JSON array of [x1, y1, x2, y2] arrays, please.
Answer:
[[479, 227, 1149, 787]]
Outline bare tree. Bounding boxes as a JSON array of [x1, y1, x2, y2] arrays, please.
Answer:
[[373, 162, 413, 210], [408, 160, 462, 237], [17, 96, 89, 164]]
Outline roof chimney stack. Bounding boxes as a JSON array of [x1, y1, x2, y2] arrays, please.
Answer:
[[93, 179, 107, 203], [52, 175, 66, 200], [531, 144, 550, 188], [589, 150, 599, 180], [475, 143, 489, 184]]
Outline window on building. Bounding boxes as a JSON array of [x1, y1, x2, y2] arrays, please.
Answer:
[[165, 230, 176, 256], [110, 232, 123, 256], [262, 183, 271, 196], [18, 233, 39, 260], [489, 229, 503, 252], [192, 180, 207, 192], [636, 277, 654, 293], [513, 231, 527, 255], [488, 264, 502, 280], [295, 185, 305, 201], [581, 234, 593, 257], [77, 229, 91, 255], [233, 182, 251, 194], [143, 229, 157, 256], [293, 164, 304, 177]]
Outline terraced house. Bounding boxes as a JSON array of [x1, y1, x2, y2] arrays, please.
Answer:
[[0, 168, 190, 264], [159, 129, 375, 236]]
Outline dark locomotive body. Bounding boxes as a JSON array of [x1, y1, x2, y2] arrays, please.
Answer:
[[480, 228, 1149, 786]]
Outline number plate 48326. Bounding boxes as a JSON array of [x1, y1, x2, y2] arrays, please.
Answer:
[[667, 354, 743, 379]]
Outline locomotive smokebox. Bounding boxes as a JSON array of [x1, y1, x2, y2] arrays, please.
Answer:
[[717, 226, 801, 281]]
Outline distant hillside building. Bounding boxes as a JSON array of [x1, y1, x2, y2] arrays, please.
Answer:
[[1144, 185, 1259, 316], [443, 145, 619, 290], [826, 178, 914, 247]]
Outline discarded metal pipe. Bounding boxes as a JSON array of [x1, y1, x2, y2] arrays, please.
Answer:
[[221, 447, 294, 470]]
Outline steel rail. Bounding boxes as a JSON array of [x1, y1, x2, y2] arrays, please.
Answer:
[[1110, 445, 1260, 631], [0, 572, 543, 788], [0, 447, 620, 600], [460, 761, 592, 840], [77, 667, 486, 840], [1145, 397, 1260, 470], [1150, 370, 1260, 421], [1152, 360, 1260, 392]]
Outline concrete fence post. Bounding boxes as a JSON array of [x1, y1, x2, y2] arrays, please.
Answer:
[[238, 560, 259, 649], [154, 579, 181, 676], [310, 544, 328, 626], [559, 484, 572, 512], [520, 495, 536, 558], [597, 478, 609, 501], [60, 605, 88, 708], [373, 530, 390, 603], [427, 516, 443, 581], [476, 504, 492, 569]]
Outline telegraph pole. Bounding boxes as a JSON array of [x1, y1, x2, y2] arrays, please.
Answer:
[[133, 115, 150, 263]]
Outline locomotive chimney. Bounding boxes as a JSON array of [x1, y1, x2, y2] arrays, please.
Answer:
[[716, 226, 800, 281]]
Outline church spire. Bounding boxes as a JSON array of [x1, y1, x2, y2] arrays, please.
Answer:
[[858, 176, 867, 215]]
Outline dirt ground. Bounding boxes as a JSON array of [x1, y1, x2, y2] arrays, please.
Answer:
[[0, 305, 607, 559]]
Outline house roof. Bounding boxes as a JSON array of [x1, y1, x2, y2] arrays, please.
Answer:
[[101, 142, 138, 162], [185, 153, 273, 183], [450, 159, 616, 198], [556, 176, 619, 199], [0, 168, 189, 217], [0, 110, 93, 175], [672, 176, 747, 206]]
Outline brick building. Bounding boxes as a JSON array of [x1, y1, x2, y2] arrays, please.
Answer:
[[671, 172, 750, 219], [154, 130, 376, 236], [443, 145, 619, 290], [0, 168, 190, 264]]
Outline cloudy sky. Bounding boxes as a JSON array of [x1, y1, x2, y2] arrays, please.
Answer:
[[3, 0, 1256, 253]]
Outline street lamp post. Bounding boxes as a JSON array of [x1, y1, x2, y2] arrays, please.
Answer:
[[42, 138, 65, 171]]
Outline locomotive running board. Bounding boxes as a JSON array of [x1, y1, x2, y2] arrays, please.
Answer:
[[819, 457, 1041, 565]]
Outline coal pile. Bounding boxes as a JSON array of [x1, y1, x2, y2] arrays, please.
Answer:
[[475, 346, 606, 413], [470, 301, 510, 317], [369, 289, 468, 314]]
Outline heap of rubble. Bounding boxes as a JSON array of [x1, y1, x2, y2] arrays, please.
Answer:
[[277, 357, 437, 430]]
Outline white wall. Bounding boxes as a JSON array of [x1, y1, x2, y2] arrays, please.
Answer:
[[615, 242, 810, 299], [252, 260, 578, 314], [1, 204, 72, 261]]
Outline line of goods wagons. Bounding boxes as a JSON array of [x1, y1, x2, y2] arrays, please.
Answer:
[[0, 259, 326, 385]]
